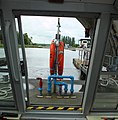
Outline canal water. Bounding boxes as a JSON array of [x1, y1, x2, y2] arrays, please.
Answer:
[[1, 48, 80, 80], [24, 48, 80, 80]]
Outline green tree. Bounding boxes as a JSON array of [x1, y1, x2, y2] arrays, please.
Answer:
[[24, 33, 29, 45], [23, 33, 32, 45], [71, 37, 75, 47], [0, 30, 3, 44], [68, 37, 71, 46], [17, 31, 20, 44], [0, 30, 33, 45], [62, 36, 66, 44], [62, 35, 76, 47]]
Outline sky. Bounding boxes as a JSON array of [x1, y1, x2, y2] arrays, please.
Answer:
[[17, 16, 86, 44]]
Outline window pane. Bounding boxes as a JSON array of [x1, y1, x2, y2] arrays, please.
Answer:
[[0, 21, 15, 107], [91, 19, 118, 111], [19, 16, 95, 109]]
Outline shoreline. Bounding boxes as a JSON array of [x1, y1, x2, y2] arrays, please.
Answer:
[[0, 44, 77, 51]]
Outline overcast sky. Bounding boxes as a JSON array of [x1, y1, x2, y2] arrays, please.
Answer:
[[18, 16, 85, 44]]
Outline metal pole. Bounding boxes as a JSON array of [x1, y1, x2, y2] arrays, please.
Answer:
[[55, 18, 61, 73], [17, 16, 30, 105], [53, 18, 61, 93]]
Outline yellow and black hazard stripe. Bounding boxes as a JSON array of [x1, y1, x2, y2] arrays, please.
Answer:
[[27, 106, 82, 111]]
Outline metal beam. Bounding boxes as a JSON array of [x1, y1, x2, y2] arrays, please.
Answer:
[[0, 11, 18, 111], [76, 17, 96, 39], [82, 13, 112, 115], [0, 0, 118, 15], [14, 11, 99, 18], [17, 16, 30, 106], [114, 0, 118, 9], [1, 8, 26, 112], [76, 17, 94, 28], [89, 111, 118, 116]]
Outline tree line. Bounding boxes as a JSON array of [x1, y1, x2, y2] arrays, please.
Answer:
[[0, 30, 79, 47], [0, 30, 33, 45], [17, 32, 33, 45], [61, 36, 76, 47]]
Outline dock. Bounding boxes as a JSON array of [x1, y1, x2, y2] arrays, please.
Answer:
[[27, 78, 118, 109], [28, 79, 83, 106], [0, 76, 118, 110], [73, 48, 90, 80], [73, 48, 90, 69]]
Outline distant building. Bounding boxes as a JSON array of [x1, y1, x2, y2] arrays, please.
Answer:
[[78, 39, 91, 48]]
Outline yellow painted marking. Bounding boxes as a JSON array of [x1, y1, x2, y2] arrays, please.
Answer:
[[78, 108, 82, 111], [27, 107, 33, 110], [67, 107, 74, 110], [36, 107, 44, 110], [27, 106, 82, 111], [47, 107, 54, 110], [57, 107, 64, 110]]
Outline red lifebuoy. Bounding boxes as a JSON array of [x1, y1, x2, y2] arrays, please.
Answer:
[[50, 40, 56, 75], [50, 41, 64, 75], [58, 41, 64, 75]]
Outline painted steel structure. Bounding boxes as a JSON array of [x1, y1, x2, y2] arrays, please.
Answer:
[[0, 0, 118, 119]]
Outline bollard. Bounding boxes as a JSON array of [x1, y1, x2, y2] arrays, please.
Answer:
[[37, 77, 43, 96]]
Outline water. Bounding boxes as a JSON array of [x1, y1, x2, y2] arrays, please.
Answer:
[[24, 48, 80, 80], [0, 48, 80, 80], [0, 48, 5, 58]]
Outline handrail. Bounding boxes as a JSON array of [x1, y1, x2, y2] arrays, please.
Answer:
[[77, 48, 90, 66]]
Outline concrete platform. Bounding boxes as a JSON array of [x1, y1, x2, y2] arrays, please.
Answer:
[[0, 77, 117, 110], [29, 79, 83, 106]]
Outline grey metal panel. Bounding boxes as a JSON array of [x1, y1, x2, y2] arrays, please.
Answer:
[[21, 112, 86, 120], [114, 0, 118, 9], [14, 11, 99, 18], [5, 0, 114, 5], [101, 71, 118, 75], [0, 110, 18, 113], [0, 11, 18, 110], [65, 0, 114, 4], [1, 9, 26, 112], [82, 13, 112, 115], [89, 112, 118, 116], [0, 0, 118, 14]]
